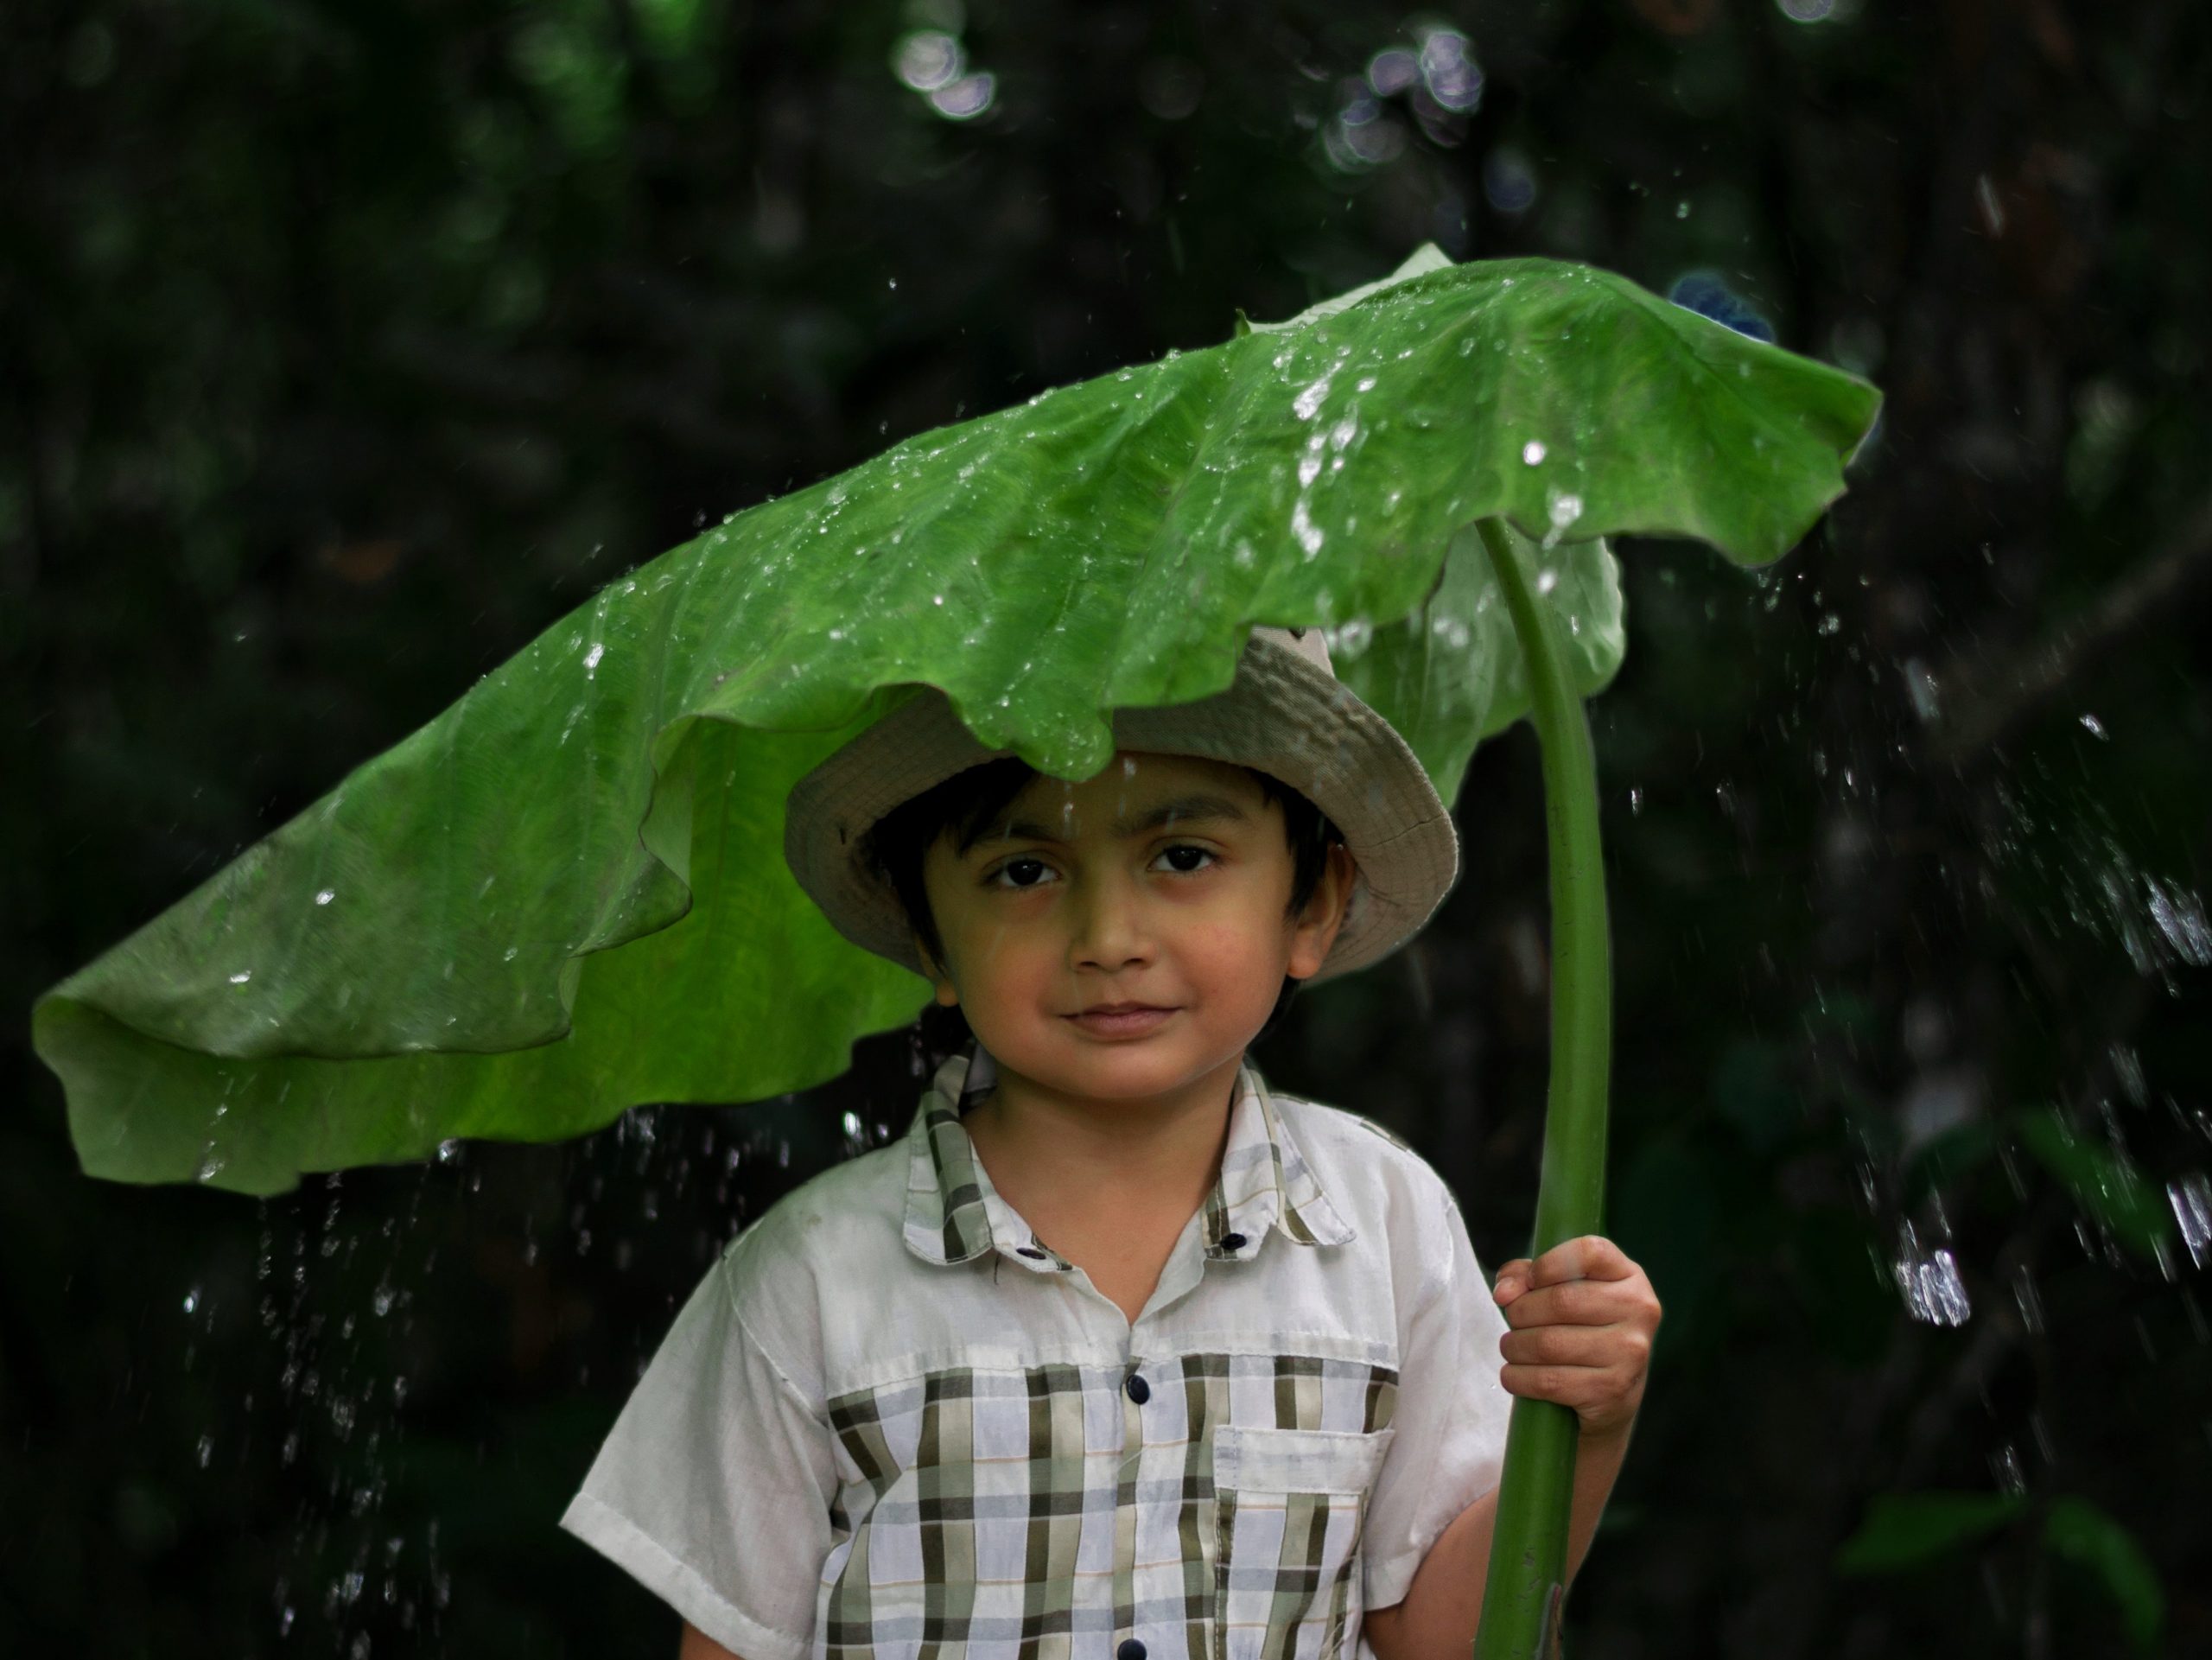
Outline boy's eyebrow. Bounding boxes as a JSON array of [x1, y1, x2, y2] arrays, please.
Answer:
[[970, 793, 1252, 848]]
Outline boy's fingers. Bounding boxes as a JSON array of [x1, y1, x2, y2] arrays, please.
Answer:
[[1499, 1276, 1649, 1329], [1528, 1236, 1635, 1288], [1491, 1257, 1534, 1300], [1499, 1325, 1638, 1368], [1497, 1363, 1614, 1409]]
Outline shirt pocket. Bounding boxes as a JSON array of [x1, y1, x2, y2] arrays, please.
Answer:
[[1212, 1424, 1396, 1660]]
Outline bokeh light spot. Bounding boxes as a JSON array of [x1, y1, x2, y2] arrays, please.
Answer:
[[1667, 270, 1777, 343], [929, 73, 996, 120], [893, 29, 963, 92], [1367, 48, 1420, 98], [1418, 27, 1484, 112], [1137, 56, 1204, 121], [1482, 149, 1539, 213]]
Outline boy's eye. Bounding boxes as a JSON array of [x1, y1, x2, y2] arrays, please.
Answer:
[[984, 847, 1215, 886], [1154, 843, 1217, 875], [988, 857, 1055, 889]]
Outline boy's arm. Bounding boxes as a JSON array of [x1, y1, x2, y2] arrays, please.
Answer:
[[1361, 1419, 1635, 1660], [1364, 1235, 1658, 1660], [679, 1622, 746, 1660]]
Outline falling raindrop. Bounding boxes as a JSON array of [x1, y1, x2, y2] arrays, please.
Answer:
[[1991, 1442, 2026, 1495], [315, 889, 335, 906], [1901, 658, 1941, 723], [2078, 712, 2107, 739], [1542, 489, 1583, 549], [2171, 1174, 2211, 1268], [1522, 440, 1547, 465], [2147, 881, 2212, 965]]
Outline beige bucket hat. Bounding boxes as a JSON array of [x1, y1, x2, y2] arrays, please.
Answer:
[[781, 627, 1459, 983]]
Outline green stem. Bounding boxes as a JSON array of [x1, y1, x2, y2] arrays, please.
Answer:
[[1469, 518, 1614, 1660]]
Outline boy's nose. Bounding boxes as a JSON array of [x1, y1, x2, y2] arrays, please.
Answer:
[[1065, 877, 1153, 971]]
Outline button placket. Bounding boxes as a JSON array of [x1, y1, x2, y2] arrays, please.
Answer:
[[1112, 1359, 1147, 1660], [1113, 1364, 1154, 1660]]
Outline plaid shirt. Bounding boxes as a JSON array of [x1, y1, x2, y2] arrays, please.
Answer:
[[563, 1044, 1512, 1660]]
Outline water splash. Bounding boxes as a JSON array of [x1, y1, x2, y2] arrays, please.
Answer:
[[1541, 488, 1583, 550]]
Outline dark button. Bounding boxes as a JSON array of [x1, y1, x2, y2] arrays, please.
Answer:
[[1015, 1246, 1047, 1259], [1118, 1641, 1147, 1660], [1124, 1372, 1150, 1404], [1219, 1232, 1247, 1250]]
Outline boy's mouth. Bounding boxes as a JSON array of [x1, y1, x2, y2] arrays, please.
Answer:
[[1065, 1002, 1178, 1038]]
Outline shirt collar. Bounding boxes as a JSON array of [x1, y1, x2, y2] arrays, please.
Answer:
[[900, 1040, 1356, 1271]]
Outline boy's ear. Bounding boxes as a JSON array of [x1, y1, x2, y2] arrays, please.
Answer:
[[914, 938, 961, 1007], [1286, 843, 1357, 982]]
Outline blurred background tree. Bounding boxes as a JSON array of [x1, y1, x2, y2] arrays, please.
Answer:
[[4, 0, 2207, 1655]]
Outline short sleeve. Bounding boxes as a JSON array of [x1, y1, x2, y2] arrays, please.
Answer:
[[1359, 1184, 1515, 1613], [559, 1240, 837, 1660]]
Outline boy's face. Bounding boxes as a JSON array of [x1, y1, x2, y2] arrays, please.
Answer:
[[915, 750, 1354, 1110]]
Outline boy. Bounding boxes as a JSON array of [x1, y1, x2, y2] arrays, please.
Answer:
[[560, 626, 1662, 1660]]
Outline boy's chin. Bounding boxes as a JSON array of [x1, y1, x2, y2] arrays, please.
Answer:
[[992, 1028, 1257, 1102]]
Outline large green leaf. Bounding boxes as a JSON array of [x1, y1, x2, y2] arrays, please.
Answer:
[[32, 248, 1878, 1193]]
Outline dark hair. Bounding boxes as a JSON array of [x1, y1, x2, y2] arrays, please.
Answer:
[[861, 757, 1343, 1056]]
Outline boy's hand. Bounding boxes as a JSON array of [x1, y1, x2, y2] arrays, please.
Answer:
[[1491, 1235, 1662, 1439]]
